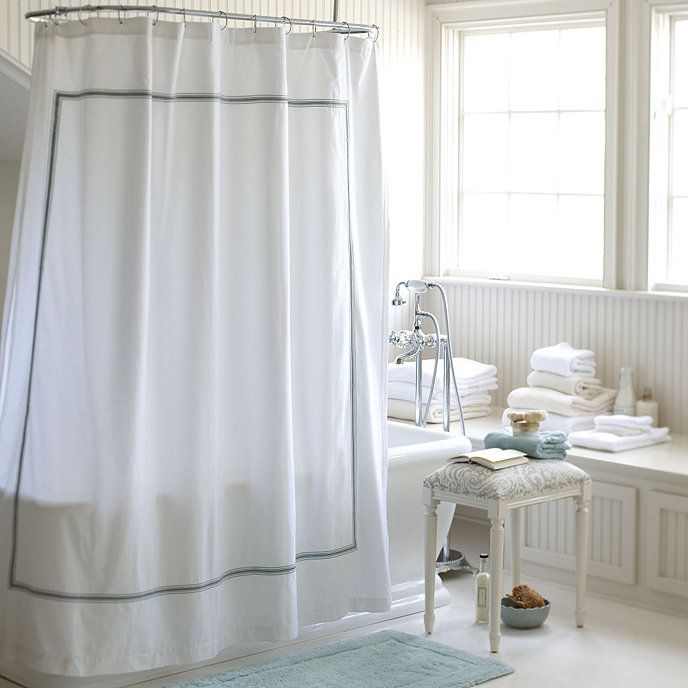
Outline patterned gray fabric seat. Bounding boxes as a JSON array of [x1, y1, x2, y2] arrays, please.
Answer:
[[423, 459, 591, 501]]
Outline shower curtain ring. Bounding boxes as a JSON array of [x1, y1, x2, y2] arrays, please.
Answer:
[[343, 21, 350, 40], [181, 9, 186, 25], [77, 7, 86, 25], [311, 19, 317, 39], [152, 5, 159, 25], [252, 14, 258, 33], [220, 11, 228, 30], [118, 4, 123, 26], [282, 16, 292, 34], [372, 24, 380, 42]]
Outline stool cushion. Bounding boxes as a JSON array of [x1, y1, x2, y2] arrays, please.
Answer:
[[423, 460, 590, 501]]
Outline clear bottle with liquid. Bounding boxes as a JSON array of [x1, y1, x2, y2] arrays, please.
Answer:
[[613, 367, 637, 416], [636, 387, 659, 426], [475, 553, 490, 623]]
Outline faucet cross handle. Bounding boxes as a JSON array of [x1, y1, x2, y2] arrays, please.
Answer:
[[389, 329, 412, 348]]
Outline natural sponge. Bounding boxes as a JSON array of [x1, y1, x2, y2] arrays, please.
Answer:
[[505, 584, 546, 609]]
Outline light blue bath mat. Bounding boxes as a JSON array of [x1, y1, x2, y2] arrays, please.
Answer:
[[166, 630, 513, 687]]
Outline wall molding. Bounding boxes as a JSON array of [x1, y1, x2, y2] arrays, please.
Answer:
[[0, 48, 30, 90]]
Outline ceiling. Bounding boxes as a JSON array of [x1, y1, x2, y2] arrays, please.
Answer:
[[0, 52, 29, 162]]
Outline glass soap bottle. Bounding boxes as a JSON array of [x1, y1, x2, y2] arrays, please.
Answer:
[[613, 367, 637, 416], [636, 387, 659, 426], [475, 553, 490, 623]]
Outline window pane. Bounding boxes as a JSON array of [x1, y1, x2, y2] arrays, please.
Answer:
[[462, 114, 509, 192], [558, 112, 605, 195], [463, 34, 509, 112], [502, 194, 558, 276], [671, 110, 688, 197], [459, 193, 509, 273], [668, 198, 688, 284], [557, 196, 604, 280], [559, 27, 606, 110], [509, 30, 558, 111], [673, 20, 688, 108], [457, 22, 606, 282], [509, 113, 558, 193]]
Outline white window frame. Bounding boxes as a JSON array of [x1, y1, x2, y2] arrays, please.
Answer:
[[426, 0, 620, 289], [648, 5, 688, 292]]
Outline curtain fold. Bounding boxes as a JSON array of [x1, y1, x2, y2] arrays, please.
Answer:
[[0, 17, 389, 676]]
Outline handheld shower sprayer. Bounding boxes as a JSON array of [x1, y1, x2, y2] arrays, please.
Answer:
[[388, 280, 465, 435]]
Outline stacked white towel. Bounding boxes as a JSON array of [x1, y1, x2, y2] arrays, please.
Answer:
[[506, 343, 616, 430], [387, 357, 497, 423], [507, 386, 617, 417], [530, 342, 596, 377], [526, 371, 602, 401], [502, 408, 602, 434], [569, 414, 671, 452]]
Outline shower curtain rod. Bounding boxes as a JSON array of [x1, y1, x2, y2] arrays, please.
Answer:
[[25, 5, 379, 37]]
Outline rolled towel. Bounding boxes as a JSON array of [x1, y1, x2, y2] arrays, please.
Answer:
[[507, 387, 617, 417], [527, 371, 602, 400], [484, 427, 571, 460], [388, 380, 497, 405], [568, 427, 671, 452], [530, 342, 596, 377], [503, 408, 599, 433], [387, 399, 491, 423], [388, 358, 497, 388]]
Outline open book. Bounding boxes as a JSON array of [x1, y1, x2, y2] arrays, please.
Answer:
[[449, 448, 528, 470]]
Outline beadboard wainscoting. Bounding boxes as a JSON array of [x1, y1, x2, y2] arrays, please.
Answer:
[[523, 481, 638, 585], [430, 279, 688, 434]]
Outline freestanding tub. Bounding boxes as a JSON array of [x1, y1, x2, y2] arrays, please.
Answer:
[[386, 420, 472, 605]]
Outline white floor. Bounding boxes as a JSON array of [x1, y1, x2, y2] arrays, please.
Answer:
[[2, 569, 687, 688]]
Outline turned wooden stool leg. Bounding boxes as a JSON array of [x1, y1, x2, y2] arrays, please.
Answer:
[[489, 509, 505, 652], [575, 483, 591, 627], [424, 496, 440, 634], [510, 507, 521, 586]]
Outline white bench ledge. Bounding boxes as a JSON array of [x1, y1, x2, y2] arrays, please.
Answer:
[[457, 408, 688, 484]]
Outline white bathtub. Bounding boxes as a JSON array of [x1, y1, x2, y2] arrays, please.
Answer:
[[386, 420, 472, 601]]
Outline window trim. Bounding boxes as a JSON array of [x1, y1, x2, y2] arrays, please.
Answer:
[[648, 6, 688, 292], [425, 0, 621, 288]]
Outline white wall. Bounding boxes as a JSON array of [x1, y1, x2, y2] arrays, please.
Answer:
[[0, 160, 19, 314]]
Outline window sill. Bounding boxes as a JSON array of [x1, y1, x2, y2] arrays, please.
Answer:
[[426, 274, 688, 302]]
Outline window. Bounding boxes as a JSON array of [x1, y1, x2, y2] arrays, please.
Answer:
[[650, 14, 688, 289], [428, 0, 619, 289], [458, 24, 606, 283]]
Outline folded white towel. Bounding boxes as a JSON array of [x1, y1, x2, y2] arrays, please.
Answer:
[[568, 427, 671, 452], [507, 387, 617, 417], [387, 380, 497, 406], [457, 392, 492, 407], [527, 371, 602, 400], [502, 408, 600, 433], [594, 414, 654, 429], [388, 358, 497, 387], [387, 399, 491, 423], [530, 342, 596, 377], [594, 415, 654, 436]]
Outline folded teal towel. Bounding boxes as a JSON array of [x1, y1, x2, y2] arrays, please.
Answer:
[[484, 427, 571, 460]]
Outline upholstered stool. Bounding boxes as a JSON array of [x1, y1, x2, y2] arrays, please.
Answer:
[[422, 460, 591, 652]]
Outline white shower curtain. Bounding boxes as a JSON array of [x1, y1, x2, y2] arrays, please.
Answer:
[[0, 17, 389, 676]]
